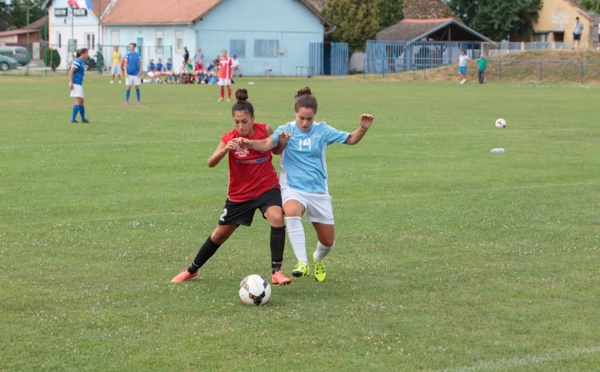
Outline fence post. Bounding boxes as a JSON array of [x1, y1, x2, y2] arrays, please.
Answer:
[[423, 67, 426, 80], [539, 61, 543, 83], [580, 61, 584, 84], [498, 61, 502, 82]]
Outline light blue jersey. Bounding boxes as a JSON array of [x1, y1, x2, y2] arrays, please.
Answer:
[[271, 121, 350, 193], [72, 57, 85, 85], [124, 52, 142, 76]]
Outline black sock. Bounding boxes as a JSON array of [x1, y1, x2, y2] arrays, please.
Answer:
[[270, 226, 286, 273], [188, 237, 221, 274]]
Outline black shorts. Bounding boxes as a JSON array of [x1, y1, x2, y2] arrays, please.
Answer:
[[573, 33, 581, 41], [218, 188, 282, 226]]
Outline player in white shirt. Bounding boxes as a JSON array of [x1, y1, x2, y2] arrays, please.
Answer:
[[235, 87, 374, 282], [458, 50, 470, 84], [232, 55, 242, 77]]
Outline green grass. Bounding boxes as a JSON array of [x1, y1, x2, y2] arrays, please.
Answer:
[[1, 75, 599, 371]]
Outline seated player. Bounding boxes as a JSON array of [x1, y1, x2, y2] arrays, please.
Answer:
[[194, 60, 205, 83], [177, 60, 191, 84], [232, 55, 242, 77], [165, 58, 175, 84]]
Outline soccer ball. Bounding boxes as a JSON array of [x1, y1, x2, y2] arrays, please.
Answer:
[[239, 274, 271, 306], [495, 118, 507, 128]]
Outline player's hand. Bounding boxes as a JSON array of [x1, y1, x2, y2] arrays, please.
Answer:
[[359, 114, 374, 130], [69, 82, 73, 90], [278, 131, 291, 145], [224, 139, 240, 152]]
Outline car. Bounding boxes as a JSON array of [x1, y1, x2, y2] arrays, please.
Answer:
[[0, 46, 31, 66], [0, 55, 19, 71]]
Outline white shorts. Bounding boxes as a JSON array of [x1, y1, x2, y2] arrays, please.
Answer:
[[70, 84, 84, 98], [111, 65, 120, 75], [281, 187, 334, 224], [218, 78, 232, 86], [126, 75, 141, 86]]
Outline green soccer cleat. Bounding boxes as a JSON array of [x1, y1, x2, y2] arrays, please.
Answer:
[[292, 261, 310, 278], [313, 252, 326, 282]]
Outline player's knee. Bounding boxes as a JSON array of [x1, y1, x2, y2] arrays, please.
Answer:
[[320, 238, 335, 247]]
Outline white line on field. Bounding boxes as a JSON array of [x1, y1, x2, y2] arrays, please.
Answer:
[[443, 346, 600, 372]]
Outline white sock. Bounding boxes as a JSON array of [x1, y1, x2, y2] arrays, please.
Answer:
[[285, 217, 308, 263], [315, 241, 334, 262]]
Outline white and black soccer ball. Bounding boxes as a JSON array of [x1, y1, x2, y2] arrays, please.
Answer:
[[495, 118, 507, 128], [239, 274, 271, 306]]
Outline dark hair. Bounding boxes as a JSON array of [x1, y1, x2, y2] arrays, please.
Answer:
[[232, 89, 254, 116], [76, 48, 88, 57], [294, 87, 317, 113], [130, 42, 136, 48]]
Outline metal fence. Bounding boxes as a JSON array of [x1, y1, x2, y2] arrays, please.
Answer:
[[375, 59, 600, 84], [365, 40, 483, 75], [483, 41, 574, 57]]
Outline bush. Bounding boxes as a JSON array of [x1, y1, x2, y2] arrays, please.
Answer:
[[44, 48, 61, 72]]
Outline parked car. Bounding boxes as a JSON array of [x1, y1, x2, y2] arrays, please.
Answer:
[[0, 46, 31, 66], [0, 55, 19, 71]]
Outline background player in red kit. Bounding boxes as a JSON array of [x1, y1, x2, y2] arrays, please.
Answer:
[[217, 49, 233, 101], [171, 89, 292, 285]]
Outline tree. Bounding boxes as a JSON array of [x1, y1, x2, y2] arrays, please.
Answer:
[[447, 0, 542, 41], [579, 0, 600, 13], [325, 0, 403, 52], [0, 0, 45, 31], [376, 0, 403, 30], [324, 0, 380, 52], [44, 48, 60, 72]]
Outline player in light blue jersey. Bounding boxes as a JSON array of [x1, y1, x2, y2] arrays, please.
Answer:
[[236, 87, 373, 282], [68, 48, 90, 124], [123, 42, 142, 105]]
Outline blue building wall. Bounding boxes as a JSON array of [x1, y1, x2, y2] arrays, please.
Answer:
[[104, 0, 325, 76]]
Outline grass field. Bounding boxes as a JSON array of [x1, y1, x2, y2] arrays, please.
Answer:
[[1, 74, 599, 371]]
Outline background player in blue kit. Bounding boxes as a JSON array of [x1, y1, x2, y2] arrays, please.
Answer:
[[236, 87, 374, 282], [68, 48, 90, 124], [123, 42, 143, 105]]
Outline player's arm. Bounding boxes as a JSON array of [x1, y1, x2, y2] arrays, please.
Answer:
[[207, 140, 236, 167], [266, 125, 289, 155], [237, 137, 277, 152], [68, 64, 76, 89], [345, 113, 374, 145]]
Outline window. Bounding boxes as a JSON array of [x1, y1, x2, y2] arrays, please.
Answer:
[[155, 30, 163, 54], [254, 39, 279, 58], [110, 30, 119, 46], [68, 39, 77, 53], [84, 33, 95, 50], [175, 30, 183, 53], [230, 39, 246, 58]]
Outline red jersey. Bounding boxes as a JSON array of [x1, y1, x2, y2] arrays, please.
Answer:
[[221, 123, 280, 202], [218, 56, 233, 79]]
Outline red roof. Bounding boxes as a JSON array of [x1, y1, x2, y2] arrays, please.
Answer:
[[102, 0, 227, 25], [101, 0, 330, 26]]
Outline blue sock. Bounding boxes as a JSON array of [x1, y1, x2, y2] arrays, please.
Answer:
[[136, 88, 140, 102], [126, 89, 131, 102], [79, 105, 86, 121], [71, 105, 78, 122]]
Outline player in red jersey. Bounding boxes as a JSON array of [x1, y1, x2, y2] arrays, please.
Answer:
[[217, 49, 233, 102], [172, 89, 292, 286]]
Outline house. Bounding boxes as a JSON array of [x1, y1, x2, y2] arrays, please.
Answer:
[[533, 0, 595, 47], [366, 0, 491, 74], [42, 0, 111, 69], [376, 0, 491, 43], [0, 17, 47, 45], [101, 0, 332, 76]]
